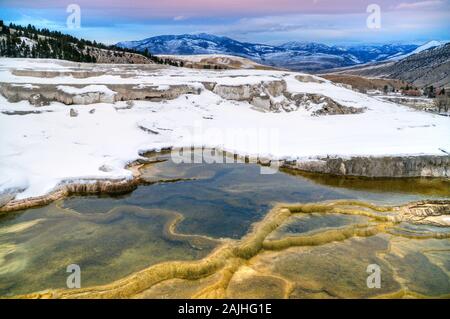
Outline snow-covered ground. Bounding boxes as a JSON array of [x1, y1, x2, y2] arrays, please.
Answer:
[[0, 58, 449, 200]]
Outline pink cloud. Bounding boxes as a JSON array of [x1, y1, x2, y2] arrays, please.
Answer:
[[394, 0, 445, 10]]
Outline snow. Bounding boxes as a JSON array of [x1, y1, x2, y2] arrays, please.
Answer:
[[11, 83, 40, 89], [57, 85, 116, 95], [411, 40, 444, 54], [0, 58, 277, 86], [389, 40, 448, 61], [0, 58, 449, 200], [19, 37, 37, 49]]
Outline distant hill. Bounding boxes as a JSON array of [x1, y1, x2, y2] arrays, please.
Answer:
[[156, 54, 276, 70], [0, 21, 163, 64], [117, 33, 420, 72], [322, 74, 409, 93], [331, 43, 450, 88]]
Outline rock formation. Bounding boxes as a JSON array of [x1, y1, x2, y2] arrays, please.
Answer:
[[283, 155, 449, 178]]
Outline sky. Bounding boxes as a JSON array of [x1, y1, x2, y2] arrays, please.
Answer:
[[1, 0, 449, 45]]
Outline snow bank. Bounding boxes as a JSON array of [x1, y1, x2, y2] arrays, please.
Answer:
[[57, 85, 116, 95]]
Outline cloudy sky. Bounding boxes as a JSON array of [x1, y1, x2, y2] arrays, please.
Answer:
[[1, 0, 449, 45]]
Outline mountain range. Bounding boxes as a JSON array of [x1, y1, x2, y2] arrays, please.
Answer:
[[117, 33, 445, 72]]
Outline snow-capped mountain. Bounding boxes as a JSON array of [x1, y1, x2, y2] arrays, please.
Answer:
[[117, 34, 421, 72], [388, 40, 447, 61], [117, 33, 281, 58]]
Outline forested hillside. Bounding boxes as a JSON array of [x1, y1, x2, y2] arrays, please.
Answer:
[[0, 20, 179, 65]]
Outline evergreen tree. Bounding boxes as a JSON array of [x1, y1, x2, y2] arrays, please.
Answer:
[[427, 86, 435, 98]]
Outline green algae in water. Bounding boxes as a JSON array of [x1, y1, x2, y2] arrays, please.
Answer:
[[380, 238, 450, 297], [389, 222, 450, 238], [0, 155, 449, 297], [267, 213, 372, 240], [0, 204, 217, 296], [254, 235, 402, 299]]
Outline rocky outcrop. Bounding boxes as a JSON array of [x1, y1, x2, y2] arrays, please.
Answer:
[[399, 200, 450, 217], [112, 84, 201, 102], [28, 93, 50, 107], [0, 179, 140, 213], [69, 108, 79, 117], [0, 83, 201, 105], [12, 69, 107, 79], [212, 80, 285, 101], [0, 164, 143, 213], [163, 148, 450, 179], [295, 74, 325, 84], [395, 200, 450, 226], [210, 80, 364, 114], [285, 92, 366, 115], [211, 80, 287, 112], [1, 79, 364, 115], [284, 155, 450, 178]]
